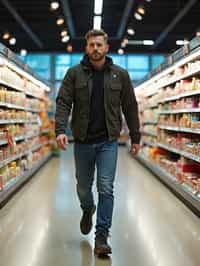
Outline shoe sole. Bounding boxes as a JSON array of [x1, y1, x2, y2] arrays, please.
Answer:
[[80, 205, 96, 235], [94, 247, 112, 256]]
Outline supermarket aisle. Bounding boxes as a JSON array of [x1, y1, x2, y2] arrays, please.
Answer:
[[0, 145, 200, 266]]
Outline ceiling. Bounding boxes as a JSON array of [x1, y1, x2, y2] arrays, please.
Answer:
[[0, 0, 199, 54]]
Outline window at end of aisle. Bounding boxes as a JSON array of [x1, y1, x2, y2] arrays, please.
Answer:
[[20, 54, 51, 80], [152, 55, 165, 70], [55, 65, 69, 80], [128, 70, 149, 82], [109, 54, 126, 68], [55, 54, 71, 65], [71, 54, 83, 66], [127, 55, 149, 70]]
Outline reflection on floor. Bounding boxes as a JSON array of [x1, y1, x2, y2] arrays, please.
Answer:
[[0, 145, 200, 266]]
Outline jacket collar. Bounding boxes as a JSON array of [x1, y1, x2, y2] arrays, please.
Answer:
[[81, 54, 113, 70]]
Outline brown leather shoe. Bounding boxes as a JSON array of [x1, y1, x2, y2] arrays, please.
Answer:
[[94, 235, 112, 256], [80, 205, 96, 235]]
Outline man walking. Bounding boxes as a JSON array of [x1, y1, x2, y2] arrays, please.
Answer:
[[55, 29, 141, 256]]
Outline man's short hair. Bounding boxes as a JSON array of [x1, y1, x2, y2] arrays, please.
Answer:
[[85, 29, 108, 43]]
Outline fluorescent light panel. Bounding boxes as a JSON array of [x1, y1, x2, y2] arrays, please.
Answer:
[[94, 0, 103, 15], [143, 40, 154, 45], [93, 16, 102, 29], [176, 40, 189, 46], [128, 40, 154, 45]]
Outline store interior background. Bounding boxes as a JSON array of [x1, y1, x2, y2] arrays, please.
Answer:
[[1, 0, 199, 98], [0, 1, 200, 265]]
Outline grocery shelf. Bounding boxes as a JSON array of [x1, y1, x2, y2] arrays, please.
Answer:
[[136, 154, 200, 216], [143, 121, 158, 125], [26, 91, 44, 100], [0, 152, 52, 207], [158, 66, 200, 90], [0, 79, 45, 101], [0, 135, 27, 146], [143, 141, 157, 147], [41, 129, 51, 134], [160, 90, 200, 104], [26, 133, 40, 139], [0, 142, 50, 168], [145, 66, 200, 96], [159, 108, 200, 115], [0, 78, 24, 93], [25, 107, 41, 113], [157, 142, 200, 163], [0, 119, 27, 124], [0, 120, 39, 125], [0, 102, 41, 113], [145, 89, 158, 97], [159, 125, 200, 134], [144, 104, 158, 109], [142, 131, 157, 137]]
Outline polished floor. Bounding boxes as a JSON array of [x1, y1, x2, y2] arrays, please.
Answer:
[[0, 145, 200, 266]]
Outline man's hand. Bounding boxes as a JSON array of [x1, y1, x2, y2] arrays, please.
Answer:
[[56, 134, 68, 150], [130, 143, 140, 157]]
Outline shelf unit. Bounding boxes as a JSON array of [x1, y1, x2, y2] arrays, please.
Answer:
[[159, 125, 200, 134], [0, 102, 41, 113], [136, 154, 200, 216], [159, 108, 200, 115], [0, 119, 37, 124], [0, 152, 52, 207], [142, 131, 157, 137], [0, 42, 53, 206], [0, 143, 50, 168], [157, 143, 200, 164], [134, 36, 200, 215], [160, 90, 200, 104], [143, 121, 158, 125]]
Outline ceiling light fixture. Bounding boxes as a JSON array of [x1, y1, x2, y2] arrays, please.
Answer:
[[56, 17, 64, 26], [50, 1, 59, 11], [134, 12, 143, 21], [123, 38, 129, 45], [127, 28, 135, 36], [3, 32, 10, 40], [94, 0, 103, 15], [143, 40, 154, 45], [20, 49, 27, 56], [118, 49, 124, 55], [176, 40, 189, 46], [145, 0, 152, 2], [126, 40, 154, 46], [61, 30, 68, 37], [137, 6, 145, 15], [67, 44, 73, 53], [62, 36, 70, 43], [196, 28, 200, 37], [9, 37, 16, 45], [121, 42, 126, 48], [93, 16, 102, 30]]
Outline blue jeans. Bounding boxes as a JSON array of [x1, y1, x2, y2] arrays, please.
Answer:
[[74, 140, 118, 237]]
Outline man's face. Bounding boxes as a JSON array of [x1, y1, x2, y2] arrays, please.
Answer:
[[86, 36, 109, 61]]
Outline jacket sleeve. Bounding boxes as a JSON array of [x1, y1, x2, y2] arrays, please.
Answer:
[[55, 68, 74, 137], [121, 70, 141, 144]]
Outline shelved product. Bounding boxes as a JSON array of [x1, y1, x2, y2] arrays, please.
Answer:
[[0, 42, 53, 206], [134, 36, 200, 215]]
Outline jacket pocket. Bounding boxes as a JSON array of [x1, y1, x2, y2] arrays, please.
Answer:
[[110, 84, 121, 107], [111, 84, 122, 91]]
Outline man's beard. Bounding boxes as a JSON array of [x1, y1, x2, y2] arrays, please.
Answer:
[[88, 52, 105, 62]]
